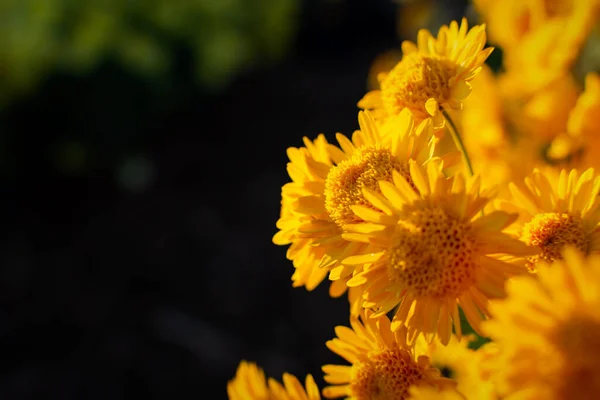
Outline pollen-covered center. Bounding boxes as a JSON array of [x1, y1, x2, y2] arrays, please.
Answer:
[[387, 207, 477, 298], [550, 314, 600, 398], [350, 349, 426, 400], [324, 146, 411, 227], [521, 212, 589, 267], [380, 53, 457, 117]]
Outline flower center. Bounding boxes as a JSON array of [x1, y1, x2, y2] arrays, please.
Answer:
[[350, 349, 425, 400], [551, 315, 600, 398], [521, 213, 589, 267], [324, 146, 411, 227], [387, 207, 477, 298], [380, 53, 457, 118]]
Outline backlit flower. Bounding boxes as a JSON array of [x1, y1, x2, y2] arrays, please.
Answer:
[[359, 18, 493, 128], [476, 0, 599, 96], [415, 335, 497, 400], [551, 72, 600, 169], [482, 248, 600, 399], [339, 159, 532, 344], [499, 167, 600, 270], [228, 361, 321, 400], [273, 110, 437, 307], [322, 310, 455, 399]]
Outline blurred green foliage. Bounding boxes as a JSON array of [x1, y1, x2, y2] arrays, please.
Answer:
[[459, 308, 491, 349], [0, 0, 299, 104]]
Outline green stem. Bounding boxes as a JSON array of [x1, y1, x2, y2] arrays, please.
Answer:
[[442, 109, 474, 177]]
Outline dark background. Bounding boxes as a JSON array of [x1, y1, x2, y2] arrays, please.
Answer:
[[0, 1, 468, 398]]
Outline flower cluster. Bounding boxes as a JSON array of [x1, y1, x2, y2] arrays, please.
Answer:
[[229, 4, 600, 400]]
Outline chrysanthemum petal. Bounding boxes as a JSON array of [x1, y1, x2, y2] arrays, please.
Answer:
[[379, 181, 409, 210], [350, 205, 396, 224], [342, 252, 385, 266], [362, 187, 395, 215], [471, 211, 518, 232], [409, 160, 430, 195]]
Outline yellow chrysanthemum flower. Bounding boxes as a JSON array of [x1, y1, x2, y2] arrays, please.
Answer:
[[482, 248, 600, 399], [338, 159, 532, 344], [358, 18, 493, 128], [550, 73, 600, 168], [228, 361, 271, 400], [498, 25, 576, 98], [498, 75, 580, 169], [408, 386, 466, 400], [273, 110, 436, 303], [322, 310, 456, 399], [415, 335, 497, 400], [472, 0, 534, 50], [476, 341, 500, 381], [273, 134, 340, 295], [516, 75, 579, 142], [499, 167, 600, 270], [475, 0, 592, 48], [227, 361, 320, 400], [567, 73, 600, 140], [477, 0, 599, 96]]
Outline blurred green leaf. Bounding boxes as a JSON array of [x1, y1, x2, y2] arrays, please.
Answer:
[[458, 307, 491, 350], [0, 0, 300, 103]]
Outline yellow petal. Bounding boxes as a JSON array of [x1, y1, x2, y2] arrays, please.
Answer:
[[294, 195, 327, 215], [342, 252, 385, 265], [451, 79, 472, 100], [362, 187, 395, 215], [409, 160, 430, 196], [350, 205, 396, 224], [378, 181, 408, 211], [425, 98, 439, 116], [471, 211, 518, 232]]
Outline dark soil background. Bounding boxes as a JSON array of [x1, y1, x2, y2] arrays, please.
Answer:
[[0, 1, 467, 398]]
